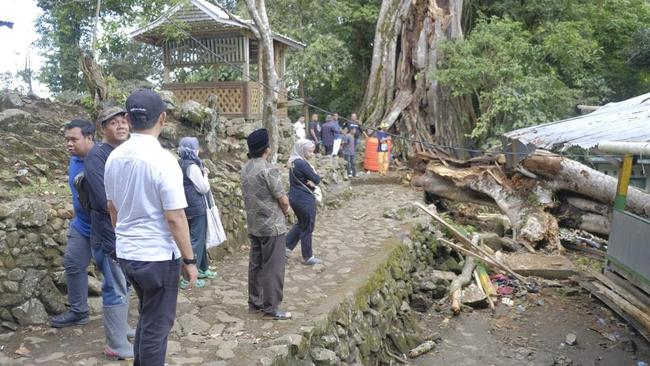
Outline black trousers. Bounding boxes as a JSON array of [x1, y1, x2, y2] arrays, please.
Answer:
[[324, 145, 333, 155], [120, 258, 180, 366], [248, 233, 286, 313]]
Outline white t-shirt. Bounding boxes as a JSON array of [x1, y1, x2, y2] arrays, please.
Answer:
[[105, 133, 187, 261], [293, 121, 306, 139]]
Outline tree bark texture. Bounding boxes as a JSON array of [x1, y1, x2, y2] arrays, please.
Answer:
[[245, 0, 279, 162], [79, 52, 108, 113], [360, 0, 474, 159], [522, 152, 650, 216], [414, 151, 650, 249]]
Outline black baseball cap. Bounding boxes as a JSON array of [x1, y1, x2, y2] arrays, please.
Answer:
[[125, 89, 166, 126]]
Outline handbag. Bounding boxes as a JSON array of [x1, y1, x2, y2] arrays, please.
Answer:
[[204, 191, 227, 249], [290, 164, 323, 203]]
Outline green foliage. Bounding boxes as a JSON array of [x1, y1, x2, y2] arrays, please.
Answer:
[[436, 18, 577, 144], [265, 0, 381, 119], [438, 0, 650, 147]]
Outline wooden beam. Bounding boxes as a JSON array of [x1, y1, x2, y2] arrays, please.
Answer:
[[277, 99, 304, 109]]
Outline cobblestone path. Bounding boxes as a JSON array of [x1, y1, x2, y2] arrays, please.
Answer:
[[1, 183, 420, 366]]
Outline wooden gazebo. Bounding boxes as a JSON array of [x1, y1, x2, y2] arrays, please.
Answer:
[[130, 0, 304, 119]]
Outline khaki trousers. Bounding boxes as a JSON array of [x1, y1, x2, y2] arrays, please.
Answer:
[[377, 152, 388, 175]]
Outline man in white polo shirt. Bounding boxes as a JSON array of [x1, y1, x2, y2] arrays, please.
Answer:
[[105, 89, 198, 366]]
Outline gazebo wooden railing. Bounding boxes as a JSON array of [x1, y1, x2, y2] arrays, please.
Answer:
[[163, 81, 287, 119]]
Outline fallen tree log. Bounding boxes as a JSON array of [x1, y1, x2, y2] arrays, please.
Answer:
[[415, 149, 650, 249], [419, 165, 562, 252], [566, 196, 612, 216], [522, 152, 650, 217], [450, 256, 476, 315]]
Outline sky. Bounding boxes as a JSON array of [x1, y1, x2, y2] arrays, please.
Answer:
[[0, 0, 49, 96]]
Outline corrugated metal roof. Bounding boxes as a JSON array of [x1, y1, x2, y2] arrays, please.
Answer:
[[130, 0, 305, 49], [503, 92, 650, 151]]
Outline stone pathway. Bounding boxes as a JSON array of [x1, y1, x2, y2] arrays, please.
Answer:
[[0, 182, 420, 366]]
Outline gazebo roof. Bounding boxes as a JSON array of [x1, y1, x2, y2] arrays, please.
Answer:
[[130, 0, 305, 49]]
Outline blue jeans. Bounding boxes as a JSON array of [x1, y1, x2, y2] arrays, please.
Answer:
[[91, 246, 129, 306], [188, 214, 209, 272], [344, 154, 356, 177], [63, 227, 92, 314]]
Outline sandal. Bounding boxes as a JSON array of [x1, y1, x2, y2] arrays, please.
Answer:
[[198, 269, 218, 279], [179, 278, 206, 289]]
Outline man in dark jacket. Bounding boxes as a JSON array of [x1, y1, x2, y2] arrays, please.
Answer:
[[320, 115, 339, 155], [84, 106, 134, 359]]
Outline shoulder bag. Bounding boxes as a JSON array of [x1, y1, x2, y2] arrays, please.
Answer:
[[204, 191, 227, 249]]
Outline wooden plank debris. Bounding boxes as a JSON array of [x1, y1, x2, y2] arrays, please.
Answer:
[[504, 253, 578, 280]]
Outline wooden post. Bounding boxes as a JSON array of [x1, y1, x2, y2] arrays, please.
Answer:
[[163, 65, 171, 84], [257, 43, 263, 82], [243, 36, 250, 81], [615, 154, 634, 210], [211, 64, 220, 82]]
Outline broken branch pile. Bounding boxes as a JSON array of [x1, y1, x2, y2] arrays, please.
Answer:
[[412, 150, 650, 252]]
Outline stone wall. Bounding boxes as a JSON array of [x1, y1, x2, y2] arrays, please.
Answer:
[[0, 198, 69, 325], [261, 218, 453, 366]]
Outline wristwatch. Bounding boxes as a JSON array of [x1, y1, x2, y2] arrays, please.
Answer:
[[182, 257, 197, 265]]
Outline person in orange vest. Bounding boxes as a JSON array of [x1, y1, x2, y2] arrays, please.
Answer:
[[375, 123, 390, 176]]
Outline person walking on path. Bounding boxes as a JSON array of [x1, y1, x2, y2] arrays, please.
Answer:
[[321, 114, 341, 156], [331, 114, 343, 156], [105, 89, 198, 366], [376, 123, 390, 176], [308, 113, 321, 154], [285, 139, 323, 265], [348, 113, 365, 151], [240, 128, 292, 320], [50, 119, 95, 328], [293, 116, 306, 140], [84, 107, 134, 360], [343, 128, 357, 178], [178, 136, 218, 289], [320, 115, 336, 155]]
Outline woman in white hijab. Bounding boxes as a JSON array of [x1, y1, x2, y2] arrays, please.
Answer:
[[286, 139, 322, 265]]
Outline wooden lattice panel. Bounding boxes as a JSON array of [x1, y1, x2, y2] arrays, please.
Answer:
[[167, 84, 243, 115], [248, 85, 263, 117], [216, 88, 243, 114]]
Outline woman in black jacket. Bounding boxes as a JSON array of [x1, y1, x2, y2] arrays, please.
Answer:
[[286, 139, 322, 265]]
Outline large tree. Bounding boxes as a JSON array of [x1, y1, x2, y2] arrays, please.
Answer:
[[360, 0, 474, 158], [244, 0, 281, 162]]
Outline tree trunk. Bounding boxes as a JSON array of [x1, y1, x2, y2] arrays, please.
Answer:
[[245, 0, 279, 162], [522, 152, 650, 217], [360, 0, 474, 159], [415, 150, 650, 248], [79, 52, 109, 113], [422, 164, 562, 252]]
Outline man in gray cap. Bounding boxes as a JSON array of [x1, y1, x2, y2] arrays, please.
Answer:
[[84, 106, 134, 359], [105, 89, 198, 365], [240, 128, 292, 320]]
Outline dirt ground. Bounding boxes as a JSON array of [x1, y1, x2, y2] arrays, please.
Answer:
[[411, 286, 650, 366]]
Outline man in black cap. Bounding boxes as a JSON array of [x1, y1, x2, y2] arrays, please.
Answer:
[[240, 129, 292, 320], [105, 89, 198, 365]]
